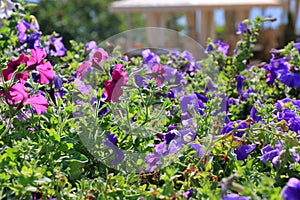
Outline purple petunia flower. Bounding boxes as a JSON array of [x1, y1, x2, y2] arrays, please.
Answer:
[[183, 189, 193, 199], [190, 143, 205, 158], [250, 103, 262, 122], [164, 126, 178, 144], [220, 120, 247, 138], [53, 73, 63, 89], [45, 37, 66, 57], [16, 20, 41, 49], [106, 132, 118, 145], [236, 23, 248, 35], [281, 177, 300, 200], [261, 141, 300, 167], [142, 49, 160, 65], [85, 41, 98, 51], [234, 143, 256, 160], [214, 40, 230, 56]]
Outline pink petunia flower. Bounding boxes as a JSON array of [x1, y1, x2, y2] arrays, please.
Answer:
[[90, 48, 109, 71], [7, 83, 29, 105], [104, 64, 128, 102], [27, 47, 46, 67], [2, 54, 29, 83], [26, 94, 48, 115], [76, 61, 92, 80], [36, 61, 54, 84]]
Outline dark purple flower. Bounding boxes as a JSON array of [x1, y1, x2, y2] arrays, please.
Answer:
[[194, 92, 208, 103], [236, 75, 246, 95], [281, 177, 300, 200], [45, 37, 66, 57], [53, 73, 63, 89], [277, 70, 300, 88], [275, 98, 300, 110], [260, 142, 282, 167], [98, 101, 109, 117], [250, 103, 262, 122], [107, 132, 118, 144], [183, 189, 193, 199], [164, 126, 178, 144], [220, 120, 247, 138], [234, 143, 256, 160]]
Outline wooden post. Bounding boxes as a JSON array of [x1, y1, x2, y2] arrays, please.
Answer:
[[199, 9, 215, 46]]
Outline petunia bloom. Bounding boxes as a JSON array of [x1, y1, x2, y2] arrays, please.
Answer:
[[27, 47, 46, 67], [26, 94, 48, 115], [16, 20, 41, 48], [0, 0, 15, 19], [7, 83, 29, 105], [90, 48, 109, 71], [44, 37, 66, 57], [2, 53, 29, 83], [281, 177, 300, 200], [36, 61, 54, 84], [104, 64, 128, 102]]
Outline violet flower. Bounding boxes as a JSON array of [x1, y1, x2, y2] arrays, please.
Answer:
[[281, 177, 300, 200], [16, 20, 41, 49], [44, 37, 66, 57], [142, 49, 160, 65], [85, 41, 98, 51], [236, 22, 248, 35], [236, 75, 246, 95], [183, 189, 193, 199]]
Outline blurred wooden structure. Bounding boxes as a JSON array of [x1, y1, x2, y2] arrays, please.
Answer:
[[109, 0, 290, 58]]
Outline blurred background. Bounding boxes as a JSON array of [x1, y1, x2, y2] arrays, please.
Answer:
[[29, 0, 300, 60]]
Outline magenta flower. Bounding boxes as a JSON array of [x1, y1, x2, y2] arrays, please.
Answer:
[[27, 47, 46, 67], [26, 94, 48, 115], [7, 83, 29, 105], [36, 61, 54, 84], [2, 54, 29, 83], [26, 47, 54, 84], [104, 64, 128, 102]]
